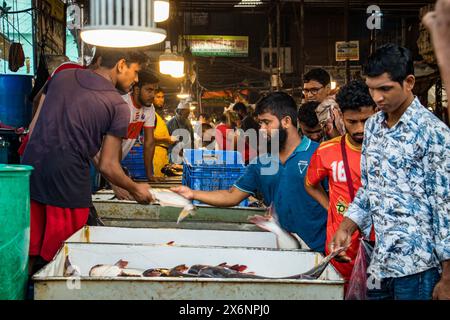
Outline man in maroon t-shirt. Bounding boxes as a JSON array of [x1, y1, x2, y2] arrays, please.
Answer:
[[21, 48, 154, 272]]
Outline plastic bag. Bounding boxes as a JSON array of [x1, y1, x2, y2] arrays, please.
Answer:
[[345, 238, 373, 300]]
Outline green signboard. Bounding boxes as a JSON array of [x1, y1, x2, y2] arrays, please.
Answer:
[[180, 35, 249, 57]]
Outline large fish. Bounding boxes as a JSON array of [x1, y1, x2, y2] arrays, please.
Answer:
[[191, 247, 346, 280], [89, 260, 145, 277], [248, 205, 310, 250], [148, 188, 196, 224], [86, 248, 346, 280]]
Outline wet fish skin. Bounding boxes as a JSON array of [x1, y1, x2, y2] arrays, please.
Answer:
[[187, 264, 210, 275], [89, 260, 145, 277], [248, 214, 301, 249], [248, 205, 310, 250], [89, 264, 123, 277], [143, 268, 170, 277], [148, 188, 197, 224]]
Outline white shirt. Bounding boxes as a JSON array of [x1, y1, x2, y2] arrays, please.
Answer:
[[121, 94, 156, 159]]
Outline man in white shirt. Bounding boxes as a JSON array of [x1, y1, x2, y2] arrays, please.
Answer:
[[112, 70, 159, 199]]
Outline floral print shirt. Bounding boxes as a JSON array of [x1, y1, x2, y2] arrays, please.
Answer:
[[346, 98, 450, 279]]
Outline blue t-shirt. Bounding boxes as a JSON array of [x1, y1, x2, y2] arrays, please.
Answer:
[[234, 137, 327, 252]]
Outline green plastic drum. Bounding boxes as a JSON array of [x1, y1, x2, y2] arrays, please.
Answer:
[[0, 164, 33, 300]]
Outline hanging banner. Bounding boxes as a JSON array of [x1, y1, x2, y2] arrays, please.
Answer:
[[180, 35, 249, 57], [335, 41, 360, 61]]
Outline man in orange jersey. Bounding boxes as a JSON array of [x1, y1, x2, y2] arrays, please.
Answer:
[[304, 80, 376, 285]]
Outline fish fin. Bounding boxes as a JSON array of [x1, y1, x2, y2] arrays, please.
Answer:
[[115, 259, 129, 268], [176, 207, 194, 224], [229, 264, 248, 272], [64, 256, 79, 277]]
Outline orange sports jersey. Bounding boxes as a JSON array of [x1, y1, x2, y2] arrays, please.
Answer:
[[306, 134, 371, 282]]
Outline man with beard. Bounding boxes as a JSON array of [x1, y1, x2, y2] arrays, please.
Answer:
[[304, 80, 376, 287], [22, 48, 154, 272], [172, 92, 327, 253]]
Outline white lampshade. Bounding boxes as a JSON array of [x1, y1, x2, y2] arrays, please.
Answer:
[[154, 0, 170, 23], [81, 0, 167, 48], [177, 85, 191, 99], [159, 41, 185, 77], [169, 69, 185, 78]]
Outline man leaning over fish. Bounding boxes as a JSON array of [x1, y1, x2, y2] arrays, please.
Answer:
[[172, 92, 328, 253]]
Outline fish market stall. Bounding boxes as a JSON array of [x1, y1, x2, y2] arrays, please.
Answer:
[[66, 226, 279, 249], [33, 243, 344, 300], [92, 193, 266, 231]]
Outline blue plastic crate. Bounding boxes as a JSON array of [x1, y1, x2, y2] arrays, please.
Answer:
[[121, 143, 146, 179], [182, 149, 248, 207]]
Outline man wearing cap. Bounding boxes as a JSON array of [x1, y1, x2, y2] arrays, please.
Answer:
[[167, 100, 195, 162]]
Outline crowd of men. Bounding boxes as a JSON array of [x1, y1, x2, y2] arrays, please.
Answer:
[[19, 0, 450, 299]]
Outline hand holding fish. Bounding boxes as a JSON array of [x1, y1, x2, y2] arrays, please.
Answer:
[[329, 218, 357, 262], [170, 186, 195, 201], [150, 188, 196, 223], [130, 183, 154, 204]]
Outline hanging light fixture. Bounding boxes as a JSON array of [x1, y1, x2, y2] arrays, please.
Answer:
[[154, 0, 170, 23], [159, 41, 185, 77], [177, 82, 191, 99], [81, 0, 167, 48]]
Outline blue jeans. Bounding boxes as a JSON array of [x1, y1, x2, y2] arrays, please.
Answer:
[[368, 267, 440, 300]]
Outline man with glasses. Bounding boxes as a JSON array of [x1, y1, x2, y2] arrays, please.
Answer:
[[299, 68, 332, 141], [302, 68, 331, 103]]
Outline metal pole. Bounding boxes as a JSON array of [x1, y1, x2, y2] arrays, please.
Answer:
[[276, 0, 281, 91], [81, 4, 85, 65], [269, 13, 273, 92], [344, 0, 350, 84], [300, 0, 304, 91], [401, 17, 406, 47]]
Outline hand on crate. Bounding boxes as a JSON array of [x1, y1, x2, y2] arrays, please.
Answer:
[[170, 186, 194, 200], [131, 183, 154, 204], [111, 184, 134, 201]]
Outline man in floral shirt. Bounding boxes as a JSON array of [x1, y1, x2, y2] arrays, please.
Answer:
[[330, 44, 450, 300]]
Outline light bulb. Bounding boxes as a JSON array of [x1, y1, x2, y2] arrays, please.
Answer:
[[154, 1, 170, 23]]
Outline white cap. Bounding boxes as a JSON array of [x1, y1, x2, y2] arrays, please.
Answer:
[[177, 101, 190, 110]]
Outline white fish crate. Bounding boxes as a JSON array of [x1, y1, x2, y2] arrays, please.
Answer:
[[66, 226, 280, 249], [33, 243, 345, 300]]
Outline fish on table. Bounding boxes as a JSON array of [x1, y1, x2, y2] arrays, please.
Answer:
[[83, 247, 346, 280]]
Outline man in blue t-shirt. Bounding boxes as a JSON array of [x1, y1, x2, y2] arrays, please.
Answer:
[[172, 92, 327, 252]]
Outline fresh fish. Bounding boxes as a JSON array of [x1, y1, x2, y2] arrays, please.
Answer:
[[281, 246, 348, 280], [148, 188, 196, 224], [142, 268, 170, 277], [168, 264, 198, 277], [63, 256, 80, 277], [89, 260, 145, 277], [194, 247, 346, 280], [248, 205, 310, 250], [293, 247, 346, 279], [187, 264, 210, 275]]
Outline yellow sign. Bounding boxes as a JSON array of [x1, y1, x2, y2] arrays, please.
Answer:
[[336, 41, 360, 61]]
